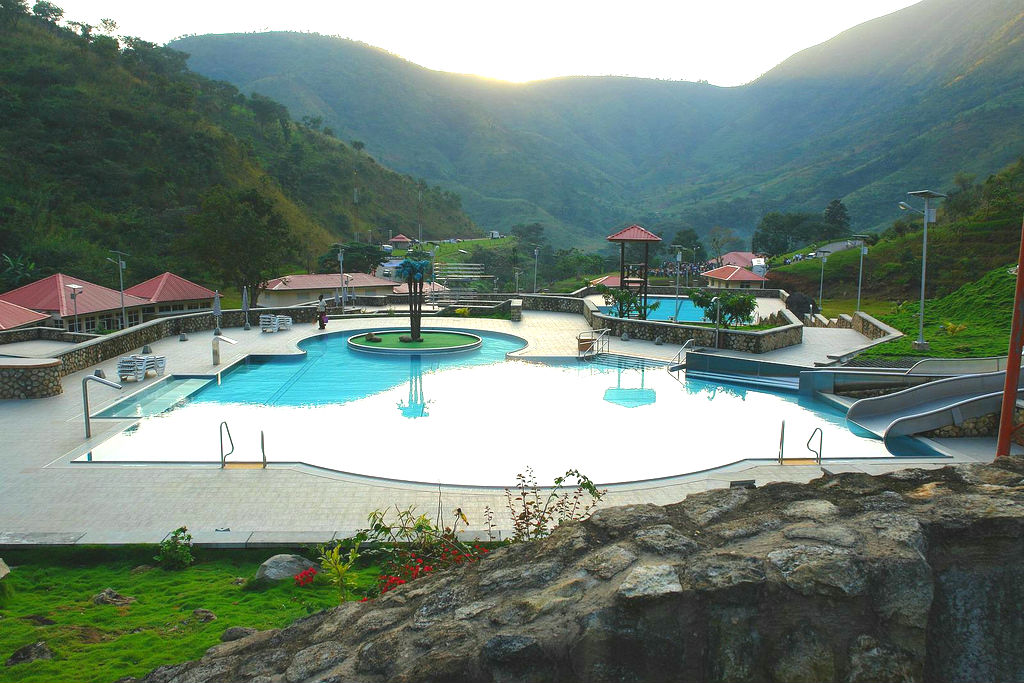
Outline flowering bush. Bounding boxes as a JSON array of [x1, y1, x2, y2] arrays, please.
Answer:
[[155, 526, 194, 569], [293, 567, 317, 587]]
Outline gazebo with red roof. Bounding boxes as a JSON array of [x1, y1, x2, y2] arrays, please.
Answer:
[[606, 224, 662, 320], [389, 233, 413, 247]]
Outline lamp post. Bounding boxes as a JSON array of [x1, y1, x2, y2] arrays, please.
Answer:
[[66, 283, 83, 332], [711, 296, 721, 348], [533, 247, 539, 293], [852, 235, 869, 312], [817, 250, 830, 314], [106, 250, 128, 330], [342, 245, 350, 315], [899, 190, 946, 350], [671, 245, 683, 321]]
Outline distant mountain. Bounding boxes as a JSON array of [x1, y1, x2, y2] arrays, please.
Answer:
[[0, 17, 476, 288], [172, 0, 1024, 247]]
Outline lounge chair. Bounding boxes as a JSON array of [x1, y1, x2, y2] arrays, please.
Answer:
[[260, 314, 279, 333], [276, 315, 293, 330], [117, 356, 147, 382]]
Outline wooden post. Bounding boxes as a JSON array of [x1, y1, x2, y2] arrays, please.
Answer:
[[996, 215, 1024, 456]]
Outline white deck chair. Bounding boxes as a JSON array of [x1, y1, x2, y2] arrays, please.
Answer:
[[276, 315, 293, 330], [260, 314, 279, 333], [117, 356, 146, 381]]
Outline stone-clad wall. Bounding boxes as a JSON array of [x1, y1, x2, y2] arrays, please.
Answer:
[[0, 326, 97, 346], [852, 311, 900, 341], [591, 307, 803, 353], [0, 360, 62, 399]]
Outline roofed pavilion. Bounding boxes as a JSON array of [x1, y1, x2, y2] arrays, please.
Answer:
[[606, 224, 662, 320]]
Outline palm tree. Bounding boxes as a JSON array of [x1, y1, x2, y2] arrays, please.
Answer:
[[395, 257, 431, 341]]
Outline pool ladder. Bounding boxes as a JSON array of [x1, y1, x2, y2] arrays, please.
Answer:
[[219, 421, 267, 469], [776, 421, 823, 465]]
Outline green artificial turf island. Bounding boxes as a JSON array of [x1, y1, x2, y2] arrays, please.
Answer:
[[0, 546, 378, 683], [348, 331, 479, 349]]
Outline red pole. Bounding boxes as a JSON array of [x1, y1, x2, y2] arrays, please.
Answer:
[[995, 215, 1024, 457]]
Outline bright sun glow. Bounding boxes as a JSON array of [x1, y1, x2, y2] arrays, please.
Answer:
[[57, 0, 921, 86]]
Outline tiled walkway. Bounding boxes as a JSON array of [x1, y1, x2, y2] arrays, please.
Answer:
[[0, 311, 1000, 546]]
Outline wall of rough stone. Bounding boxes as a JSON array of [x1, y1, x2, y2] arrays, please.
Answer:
[[0, 360, 62, 399], [137, 457, 1024, 683], [852, 311, 899, 340], [590, 307, 803, 353], [0, 326, 97, 346]]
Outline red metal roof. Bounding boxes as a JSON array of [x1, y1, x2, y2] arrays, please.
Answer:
[[265, 273, 398, 291], [589, 274, 621, 287], [720, 251, 759, 268], [606, 225, 662, 243], [700, 265, 767, 282], [125, 272, 215, 303], [389, 234, 413, 243], [0, 299, 49, 331], [0, 274, 150, 317]]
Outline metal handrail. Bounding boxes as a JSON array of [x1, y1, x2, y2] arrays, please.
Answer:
[[806, 427, 823, 464], [777, 420, 786, 463], [577, 328, 611, 359], [82, 374, 123, 438], [671, 339, 696, 366], [260, 430, 267, 468], [219, 421, 234, 468]]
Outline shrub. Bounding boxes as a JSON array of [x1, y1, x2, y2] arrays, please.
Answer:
[[317, 541, 359, 601], [454, 307, 471, 317], [154, 526, 194, 569], [505, 467, 606, 541]]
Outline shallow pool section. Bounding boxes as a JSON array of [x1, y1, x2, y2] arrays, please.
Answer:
[[92, 377, 213, 419], [599, 296, 707, 322], [81, 337, 900, 486]]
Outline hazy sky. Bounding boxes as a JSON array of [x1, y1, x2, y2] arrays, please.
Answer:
[[56, 0, 921, 86]]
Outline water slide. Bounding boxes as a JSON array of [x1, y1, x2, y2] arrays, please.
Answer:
[[847, 371, 1024, 439]]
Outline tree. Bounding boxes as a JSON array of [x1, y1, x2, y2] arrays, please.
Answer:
[[688, 289, 755, 328], [511, 222, 546, 246], [823, 199, 851, 237], [395, 257, 431, 341], [350, 140, 365, 153], [670, 228, 707, 262], [1, 253, 36, 289], [596, 284, 660, 320], [0, 0, 28, 28], [317, 242, 387, 275], [31, 1, 62, 23], [707, 226, 743, 264], [188, 187, 294, 307]]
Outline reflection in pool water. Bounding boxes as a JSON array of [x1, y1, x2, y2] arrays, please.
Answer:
[[81, 332, 904, 486]]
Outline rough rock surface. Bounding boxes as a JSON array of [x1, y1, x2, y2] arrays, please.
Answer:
[[5, 641, 52, 667], [254, 554, 317, 582], [93, 588, 136, 606], [0, 558, 9, 581], [140, 458, 1024, 683]]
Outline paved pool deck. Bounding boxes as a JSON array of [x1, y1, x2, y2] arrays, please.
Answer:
[[0, 311, 1010, 547]]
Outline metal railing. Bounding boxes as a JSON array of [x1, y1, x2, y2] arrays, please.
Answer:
[[82, 374, 123, 438], [806, 427, 823, 464], [577, 328, 610, 359], [260, 430, 268, 468], [671, 339, 696, 367], [219, 421, 234, 468]]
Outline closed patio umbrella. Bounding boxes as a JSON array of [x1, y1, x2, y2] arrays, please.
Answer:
[[242, 286, 250, 330], [213, 290, 222, 335]]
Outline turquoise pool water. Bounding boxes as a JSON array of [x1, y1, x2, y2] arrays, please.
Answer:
[[81, 329, 905, 486], [599, 296, 706, 322]]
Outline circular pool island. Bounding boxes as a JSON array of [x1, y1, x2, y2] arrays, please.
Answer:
[[347, 329, 482, 354]]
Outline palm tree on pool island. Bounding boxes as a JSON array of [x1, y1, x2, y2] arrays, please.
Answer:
[[395, 256, 431, 342]]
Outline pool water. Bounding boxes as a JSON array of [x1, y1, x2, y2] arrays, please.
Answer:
[[599, 296, 707, 322], [81, 330, 899, 486]]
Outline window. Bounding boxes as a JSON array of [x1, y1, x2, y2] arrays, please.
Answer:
[[84, 317, 97, 333], [127, 311, 140, 326]]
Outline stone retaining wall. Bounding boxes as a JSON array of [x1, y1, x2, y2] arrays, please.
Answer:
[[922, 408, 1024, 439], [591, 307, 803, 353], [0, 326, 97, 346], [852, 311, 899, 340], [0, 360, 62, 399]]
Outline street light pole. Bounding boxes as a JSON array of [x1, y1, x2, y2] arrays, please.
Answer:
[[66, 283, 82, 332], [900, 190, 946, 350], [106, 250, 128, 329], [337, 247, 345, 315], [818, 250, 830, 314], [671, 244, 683, 321], [852, 235, 869, 312], [712, 296, 721, 348], [533, 247, 539, 293]]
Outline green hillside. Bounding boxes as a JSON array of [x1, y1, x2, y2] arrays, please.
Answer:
[[172, 0, 1024, 246], [0, 14, 476, 291], [768, 157, 1024, 301]]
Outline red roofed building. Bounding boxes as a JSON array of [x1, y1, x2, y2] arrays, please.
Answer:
[[0, 299, 49, 331], [262, 273, 399, 307], [701, 265, 767, 289], [0, 274, 151, 332], [719, 251, 758, 268], [125, 272, 215, 315], [389, 234, 413, 246]]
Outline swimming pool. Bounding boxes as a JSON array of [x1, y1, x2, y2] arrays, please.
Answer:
[[80, 329, 907, 486], [598, 296, 707, 322]]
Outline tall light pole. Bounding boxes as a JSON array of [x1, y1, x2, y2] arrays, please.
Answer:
[[336, 246, 345, 315], [671, 244, 683, 321], [533, 247, 539, 293], [66, 283, 83, 332], [899, 190, 946, 350], [711, 296, 721, 348], [852, 234, 869, 312], [106, 250, 128, 330], [817, 250, 830, 314]]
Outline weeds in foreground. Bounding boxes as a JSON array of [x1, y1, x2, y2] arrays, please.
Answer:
[[504, 467, 606, 541]]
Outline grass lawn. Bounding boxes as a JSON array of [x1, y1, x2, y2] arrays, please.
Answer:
[[0, 546, 378, 683], [349, 331, 479, 349]]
